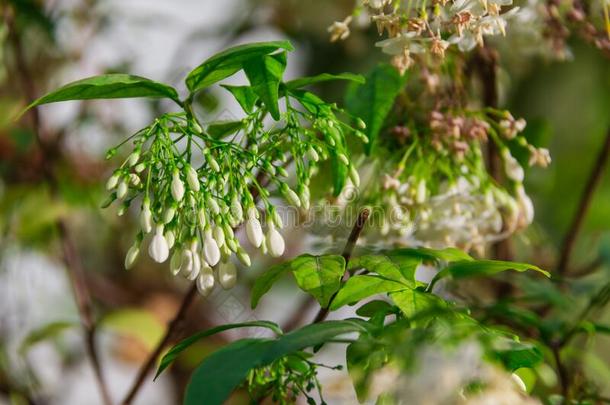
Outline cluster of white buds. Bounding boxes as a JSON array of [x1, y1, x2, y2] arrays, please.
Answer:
[[104, 104, 360, 296], [329, 0, 521, 73]]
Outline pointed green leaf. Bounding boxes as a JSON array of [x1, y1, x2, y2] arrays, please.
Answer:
[[24, 74, 180, 112], [331, 275, 409, 310], [207, 120, 245, 139], [251, 261, 291, 309], [389, 289, 444, 319], [243, 52, 287, 120], [186, 41, 293, 93], [285, 72, 365, 90], [389, 247, 473, 263], [429, 260, 549, 290], [291, 254, 346, 307], [345, 64, 408, 154], [184, 321, 366, 405], [288, 89, 332, 116], [221, 85, 259, 113], [155, 320, 282, 379], [349, 254, 420, 284]]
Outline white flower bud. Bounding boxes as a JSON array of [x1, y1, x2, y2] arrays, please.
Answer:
[[284, 187, 301, 207], [140, 200, 153, 233], [511, 373, 527, 392], [149, 225, 169, 263], [213, 225, 225, 248], [117, 181, 128, 199], [203, 230, 221, 266], [307, 147, 319, 162], [127, 150, 140, 167], [171, 170, 185, 202], [180, 248, 194, 276], [502, 150, 524, 183], [207, 154, 220, 172], [266, 224, 285, 258], [163, 206, 176, 224], [186, 165, 200, 192], [338, 153, 349, 165], [124, 242, 140, 270], [196, 265, 215, 296], [164, 230, 175, 249], [135, 163, 146, 173], [298, 186, 310, 210], [170, 249, 183, 276], [236, 248, 251, 267], [272, 209, 283, 229], [416, 179, 427, 204], [106, 173, 120, 190], [356, 118, 367, 130], [187, 254, 201, 281], [198, 208, 207, 228], [349, 165, 360, 187], [226, 237, 238, 252], [218, 261, 237, 289], [516, 185, 534, 225], [207, 197, 220, 215], [230, 198, 243, 221], [129, 173, 141, 186], [246, 217, 263, 248]]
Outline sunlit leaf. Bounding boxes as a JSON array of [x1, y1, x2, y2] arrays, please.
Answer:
[[156, 320, 282, 379], [291, 254, 345, 307], [243, 52, 287, 120], [345, 64, 408, 154], [285, 73, 365, 90], [186, 41, 293, 93], [331, 275, 410, 310], [184, 321, 366, 405], [24, 74, 180, 113]]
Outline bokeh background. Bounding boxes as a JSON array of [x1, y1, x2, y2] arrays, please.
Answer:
[[1, 0, 609, 404]]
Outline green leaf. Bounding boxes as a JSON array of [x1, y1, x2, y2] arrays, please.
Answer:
[[389, 247, 473, 263], [493, 341, 543, 371], [19, 321, 77, 355], [288, 89, 332, 116], [331, 275, 409, 310], [429, 260, 549, 290], [285, 73, 365, 90], [156, 320, 282, 379], [221, 85, 259, 113], [349, 254, 420, 284], [251, 262, 291, 309], [25, 74, 180, 112], [184, 321, 366, 405], [251, 254, 346, 309], [291, 254, 346, 307], [207, 120, 245, 138], [345, 64, 408, 154], [243, 52, 287, 120], [389, 289, 444, 319], [186, 41, 293, 93], [355, 300, 396, 318]]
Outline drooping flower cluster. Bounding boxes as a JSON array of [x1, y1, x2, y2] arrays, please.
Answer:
[[329, 0, 521, 72], [314, 108, 548, 254], [105, 95, 362, 295]]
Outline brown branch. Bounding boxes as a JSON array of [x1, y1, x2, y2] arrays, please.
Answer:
[[4, 6, 112, 405], [557, 128, 610, 275], [311, 208, 371, 324], [121, 284, 199, 405]]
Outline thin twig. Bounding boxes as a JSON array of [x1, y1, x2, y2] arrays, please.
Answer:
[[557, 129, 610, 275], [121, 284, 198, 405], [5, 6, 112, 405], [311, 208, 371, 324]]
